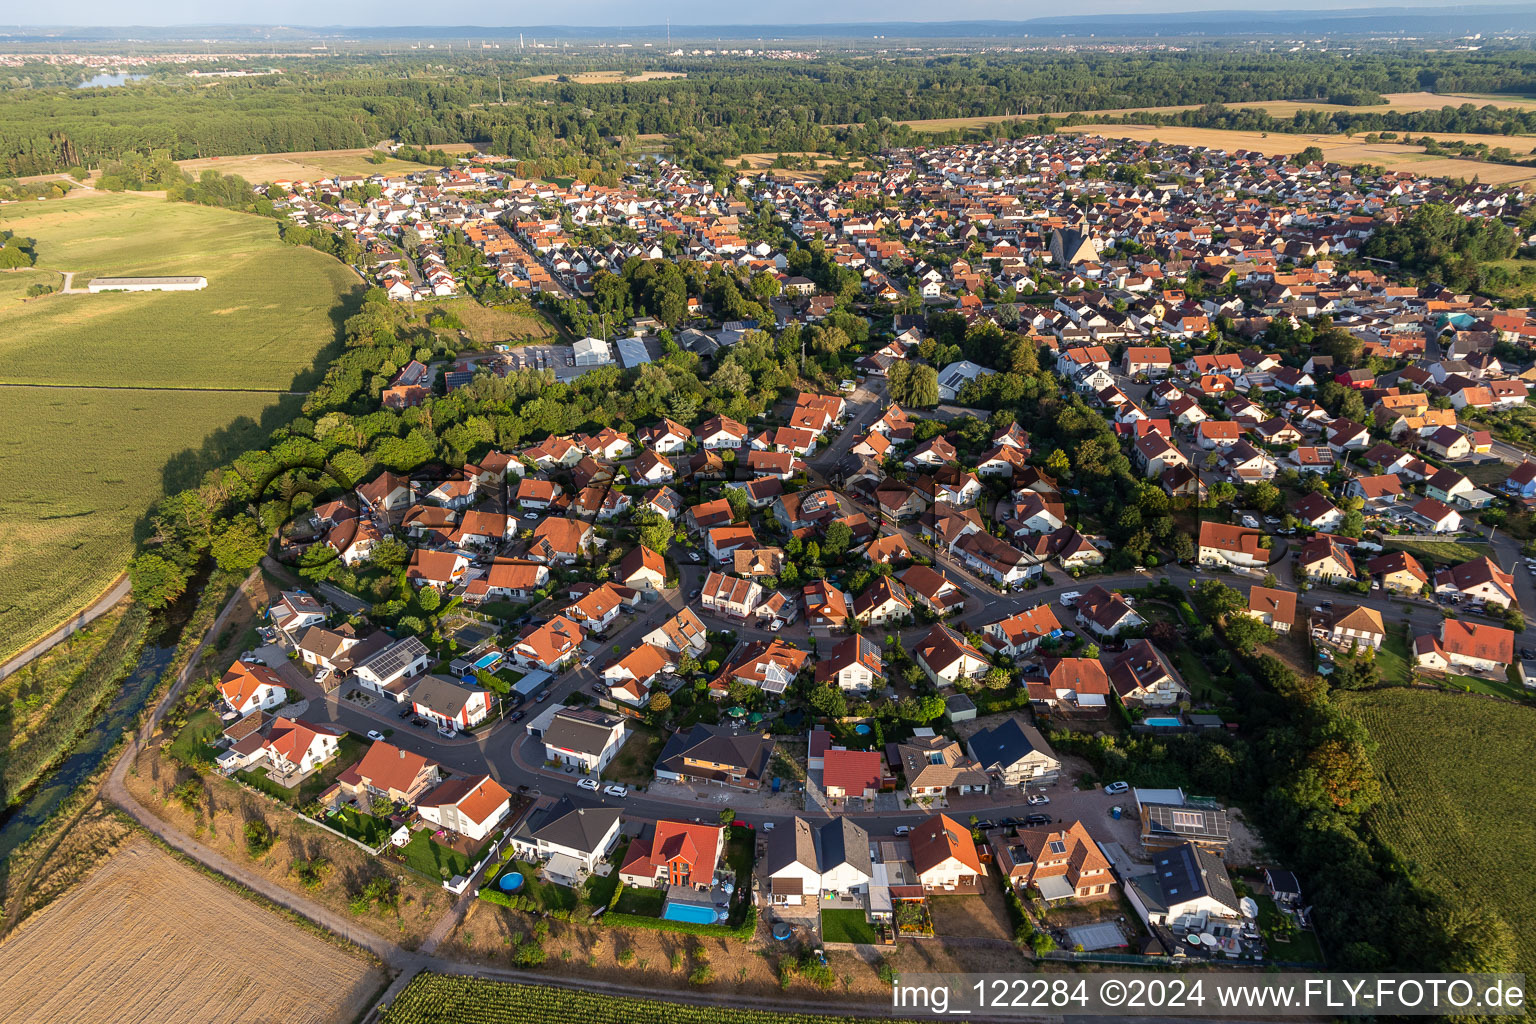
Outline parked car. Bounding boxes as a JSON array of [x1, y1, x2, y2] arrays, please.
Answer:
[[1027, 793, 1050, 805], [769, 621, 783, 632], [1059, 591, 1082, 607], [508, 710, 525, 722], [893, 825, 912, 836], [761, 821, 776, 832], [1103, 781, 1130, 795], [397, 705, 414, 719], [974, 819, 998, 831], [523, 511, 539, 520], [603, 785, 628, 798], [535, 690, 551, 703], [577, 778, 600, 791], [1023, 813, 1052, 827], [689, 551, 702, 563], [366, 730, 385, 742]]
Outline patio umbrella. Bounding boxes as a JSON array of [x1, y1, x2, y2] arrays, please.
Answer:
[[726, 706, 747, 718]]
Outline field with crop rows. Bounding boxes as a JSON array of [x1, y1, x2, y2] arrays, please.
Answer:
[[1338, 688, 1536, 974], [175, 144, 476, 185], [0, 840, 383, 1024], [381, 975, 922, 1024], [0, 190, 355, 662]]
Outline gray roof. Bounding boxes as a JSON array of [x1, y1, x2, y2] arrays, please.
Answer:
[[517, 797, 622, 855], [763, 816, 819, 876], [1143, 803, 1232, 844], [542, 707, 623, 756], [410, 674, 486, 717], [1133, 842, 1241, 916], [818, 816, 871, 878], [357, 634, 429, 679], [967, 717, 1056, 772]]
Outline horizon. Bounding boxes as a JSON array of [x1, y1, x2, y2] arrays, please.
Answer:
[[3, 0, 1499, 32]]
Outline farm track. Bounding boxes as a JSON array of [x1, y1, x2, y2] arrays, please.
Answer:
[[0, 381, 309, 395]]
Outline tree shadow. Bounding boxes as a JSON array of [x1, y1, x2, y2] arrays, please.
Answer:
[[132, 282, 364, 545]]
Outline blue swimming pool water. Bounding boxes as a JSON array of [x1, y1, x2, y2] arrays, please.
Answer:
[[1144, 717, 1182, 727], [473, 652, 503, 671], [500, 872, 525, 892], [663, 901, 721, 924], [853, 724, 872, 735]]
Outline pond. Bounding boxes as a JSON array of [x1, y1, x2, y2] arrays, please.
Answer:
[[76, 73, 149, 89]]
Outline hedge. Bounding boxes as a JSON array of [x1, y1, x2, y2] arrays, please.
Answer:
[[601, 905, 758, 941]]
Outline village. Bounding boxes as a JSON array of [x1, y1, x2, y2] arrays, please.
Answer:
[[168, 129, 1536, 975]]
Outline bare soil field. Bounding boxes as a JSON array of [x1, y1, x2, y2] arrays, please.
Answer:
[[524, 70, 687, 84], [0, 838, 383, 1024], [1062, 124, 1536, 185], [443, 899, 1031, 1002], [176, 144, 477, 185], [123, 741, 455, 948], [894, 91, 1536, 132]]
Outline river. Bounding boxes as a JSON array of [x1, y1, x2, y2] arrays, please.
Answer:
[[75, 73, 148, 89], [0, 641, 175, 863]]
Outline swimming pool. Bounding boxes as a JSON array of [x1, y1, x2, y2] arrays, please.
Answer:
[[472, 651, 504, 672], [1144, 717, 1183, 727], [662, 901, 722, 924]]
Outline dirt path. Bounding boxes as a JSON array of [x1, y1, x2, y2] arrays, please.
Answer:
[[0, 574, 129, 681], [58, 271, 86, 295]]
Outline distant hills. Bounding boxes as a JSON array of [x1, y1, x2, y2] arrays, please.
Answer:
[[9, 6, 1536, 43]]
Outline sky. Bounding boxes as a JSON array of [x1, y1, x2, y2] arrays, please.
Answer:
[[18, 0, 1464, 30]]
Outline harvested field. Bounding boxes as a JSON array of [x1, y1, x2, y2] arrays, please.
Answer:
[[419, 296, 559, 347], [0, 839, 383, 1024], [893, 91, 1536, 132], [1062, 124, 1536, 185], [176, 144, 477, 185], [523, 70, 686, 84]]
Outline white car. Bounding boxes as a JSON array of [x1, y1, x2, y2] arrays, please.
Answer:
[[893, 825, 912, 836], [769, 620, 782, 632], [1059, 591, 1082, 607], [1027, 793, 1050, 805], [577, 778, 600, 791], [689, 551, 702, 563], [761, 821, 775, 831], [366, 730, 385, 742], [1104, 781, 1130, 795], [603, 784, 628, 798]]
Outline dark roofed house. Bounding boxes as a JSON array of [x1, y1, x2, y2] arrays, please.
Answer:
[[1125, 842, 1242, 927], [508, 796, 624, 880], [654, 722, 775, 791], [966, 717, 1062, 786]]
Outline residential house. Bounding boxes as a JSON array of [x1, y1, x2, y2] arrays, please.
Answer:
[[336, 741, 441, 806], [619, 820, 726, 891], [1108, 641, 1190, 708], [899, 565, 967, 616], [910, 813, 984, 892], [1298, 536, 1356, 583], [822, 748, 887, 801], [1246, 586, 1296, 632], [617, 545, 668, 592], [814, 635, 884, 693], [218, 661, 288, 716], [508, 797, 623, 879], [510, 615, 586, 672], [1433, 556, 1517, 608], [1197, 522, 1269, 569], [1124, 842, 1242, 928], [913, 625, 990, 687], [410, 675, 493, 733], [992, 820, 1115, 902], [1028, 658, 1112, 716], [852, 576, 912, 627], [700, 572, 763, 620], [966, 717, 1062, 786], [654, 723, 775, 790], [416, 775, 513, 844], [642, 607, 709, 658], [353, 635, 432, 702], [1367, 551, 1429, 593], [1310, 603, 1385, 649], [542, 707, 628, 773], [1074, 585, 1144, 638], [1415, 620, 1515, 674], [979, 605, 1065, 658], [894, 732, 991, 800]]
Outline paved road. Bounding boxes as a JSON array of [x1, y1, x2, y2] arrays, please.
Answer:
[[0, 574, 131, 682]]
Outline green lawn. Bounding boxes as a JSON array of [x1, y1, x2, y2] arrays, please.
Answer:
[[238, 734, 366, 806], [0, 191, 358, 662], [0, 268, 64, 308], [1382, 538, 1489, 570], [1375, 628, 1412, 685], [1256, 896, 1324, 964], [400, 829, 494, 881], [602, 723, 665, 787], [168, 707, 223, 764], [821, 907, 878, 944], [1444, 670, 1535, 702], [613, 884, 665, 916], [496, 860, 579, 912], [1173, 647, 1221, 700], [322, 805, 394, 847], [581, 840, 629, 907]]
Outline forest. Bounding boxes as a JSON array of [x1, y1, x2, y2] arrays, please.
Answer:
[[10, 48, 1536, 177]]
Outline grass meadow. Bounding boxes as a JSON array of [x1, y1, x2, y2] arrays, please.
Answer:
[[0, 190, 357, 660], [0, 268, 64, 309], [1338, 688, 1536, 975]]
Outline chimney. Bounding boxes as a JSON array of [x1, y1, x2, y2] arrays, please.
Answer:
[[400, 748, 406, 759]]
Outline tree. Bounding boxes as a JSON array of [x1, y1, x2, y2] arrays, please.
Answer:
[[128, 553, 189, 609], [209, 514, 267, 573], [983, 666, 1012, 691], [822, 520, 853, 560], [809, 685, 847, 718], [632, 509, 674, 555], [648, 690, 672, 715], [888, 361, 939, 408], [724, 487, 749, 522], [1223, 615, 1277, 654], [1194, 579, 1246, 619]]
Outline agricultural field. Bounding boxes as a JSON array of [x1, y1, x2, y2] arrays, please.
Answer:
[[381, 974, 919, 1024], [1337, 688, 1536, 975], [0, 839, 383, 1024], [0, 268, 63, 308], [0, 190, 357, 662], [1060, 124, 1536, 185], [893, 90, 1536, 131], [175, 144, 477, 185]]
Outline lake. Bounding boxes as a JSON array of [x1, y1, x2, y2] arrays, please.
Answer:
[[76, 73, 148, 89]]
